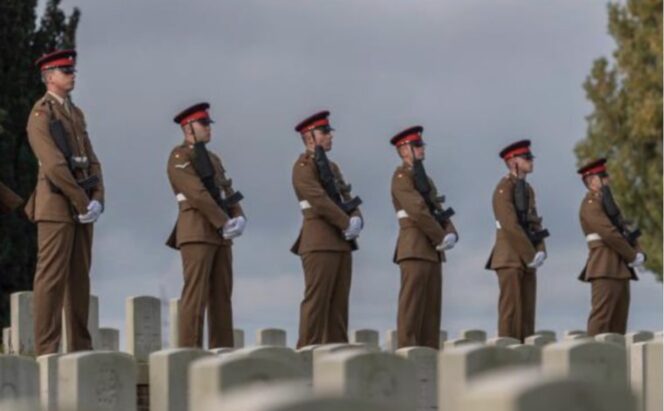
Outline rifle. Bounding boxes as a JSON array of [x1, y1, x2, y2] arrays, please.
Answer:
[[191, 142, 244, 215], [600, 185, 640, 246], [46, 100, 99, 195], [514, 178, 549, 246], [313, 145, 361, 214], [412, 158, 455, 226]]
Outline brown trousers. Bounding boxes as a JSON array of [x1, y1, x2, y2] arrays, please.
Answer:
[[587, 278, 630, 336], [33, 222, 93, 355], [179, 243, 234, 348], [297, 251, 352, 348], [397, 259, 442, 349], [496, 268, 536, 341]]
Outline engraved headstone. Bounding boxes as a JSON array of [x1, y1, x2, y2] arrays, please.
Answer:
[[396, 347, 437, 411], [10, 292, 35, 356], [256, 328, 287, 347], [542, 340, 627, 387], [630, 339, 662, 411], [99, 328, 120, 351], [149, 348, 212, 411], [350, 329, 379, 347], [126, 296, 162, 362], [0, 355, 39, 401]]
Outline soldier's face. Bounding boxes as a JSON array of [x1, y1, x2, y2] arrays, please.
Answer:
[[516, 156, 534, 173], [312, 129, 333, 151], [189, 121, 212, 143], [47, 67, 76, 92]]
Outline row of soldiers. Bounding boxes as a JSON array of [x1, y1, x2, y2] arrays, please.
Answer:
[[0, 49, 647, 355]]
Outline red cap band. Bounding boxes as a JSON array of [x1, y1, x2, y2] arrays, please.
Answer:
[[583, 164, 606, 176], [179, 110, 209, 126], [300, 118, 329, 133], [394, 134, 422, 147], [41, 58, 75, 70], [503, 146, 531, 159]]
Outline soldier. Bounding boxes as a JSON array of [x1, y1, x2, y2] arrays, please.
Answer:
[[485, 140, 548, 341], [26, 49, 105, 355], [166, 102, 245, 348], [390, 126, 458, 349], [577, 158, 645, 335], [0, 181, 22, 214], [291, 110, 363, 348]]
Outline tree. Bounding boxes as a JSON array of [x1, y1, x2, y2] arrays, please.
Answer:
[[576, 0, 663, 280], [0, 0, 80, 327]]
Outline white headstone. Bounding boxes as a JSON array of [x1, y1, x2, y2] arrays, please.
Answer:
[[10, 292, 35, 356], [442, 338, 476, 350], [385, 329, 398, 352], [0, 355, 39, 401], [149, 348, 212, 411], [487, 337, 521, 347], [188, 353, 305, 410], [99, 328, 119, 351], [440, 330, 448, 345], [233, 329, 245, 348], [168, 298, 179, 349], [626, 331, 654, 346], [630, 339, 662, 411], [542, 340, 627, 387], [256, 328, 287, 346], [200, 382, 399, 411], [231, 346, 306, 376], [312, 343, 375, 380], [296, 345, 321, 381], [126, 296, 161, 362], [0, 399, 40, 411], [58, 351, 137, 411], [210, 347, 235, 356], [525, 334, 555, 347], [314, 351, 416, 411], [350, 329, 379, 347], [507, 344, 542, 365], [396, 347, 437, 411], [595, 332, 626, 347], [534, 330, 556, 340], [563, 329, 587, 339], [459, 329, 486, 343], [3, 327, 12, 354], [438, 345, 521, 411], [461, 368, 635, 411], [37, 354, 61, 411]]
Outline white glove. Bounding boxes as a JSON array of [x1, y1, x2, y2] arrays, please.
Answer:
[[344, 216, 363, 240], [222, 218, 241, 239], [527, 251, 547, 269], [629, 252, 646, 268], [77, 200, 103, 224], [436, 233, 458, 251], [233, 216, 247, 236]]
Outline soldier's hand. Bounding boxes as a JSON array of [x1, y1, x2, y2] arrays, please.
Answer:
[[344, 216, 362, 240], [76, 210, 96, 224], [437, 233, 458, 251], [527, 251, 546, 268], [87, 200, 103, 220], [220, 218, 242, 239], [234, 216, 247, 235], [629, 252, 646, 268]]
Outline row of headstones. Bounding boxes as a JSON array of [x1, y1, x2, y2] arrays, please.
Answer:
[[0, 338, 662, 411], [6, 291, 653, 356], [0, 331, 661, 411]]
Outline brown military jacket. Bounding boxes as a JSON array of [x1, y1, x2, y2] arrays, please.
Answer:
[[485, 174, 546, 270], [578, 190, 638, 282], [24, 92, 104, 223], [290, 151, 361, 255], [0, 181, 23, 214], [166, 143, 244, 249], [391, 164, 457, 264]]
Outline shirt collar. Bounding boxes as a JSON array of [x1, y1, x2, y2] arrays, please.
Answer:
[[47, 91, 67, 105]]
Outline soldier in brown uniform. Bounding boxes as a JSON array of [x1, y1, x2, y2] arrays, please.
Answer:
[[485, 140, 548, 342], [389, 126, 458, 349], [166, 102, 245, 348], [0, 181, 22, 214], [26, 50, 105, 355], [291, 110, 363, 348], [577, 158, 644, 335]]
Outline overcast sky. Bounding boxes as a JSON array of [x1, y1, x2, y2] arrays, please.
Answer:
[[48, 0, 662, 347]]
